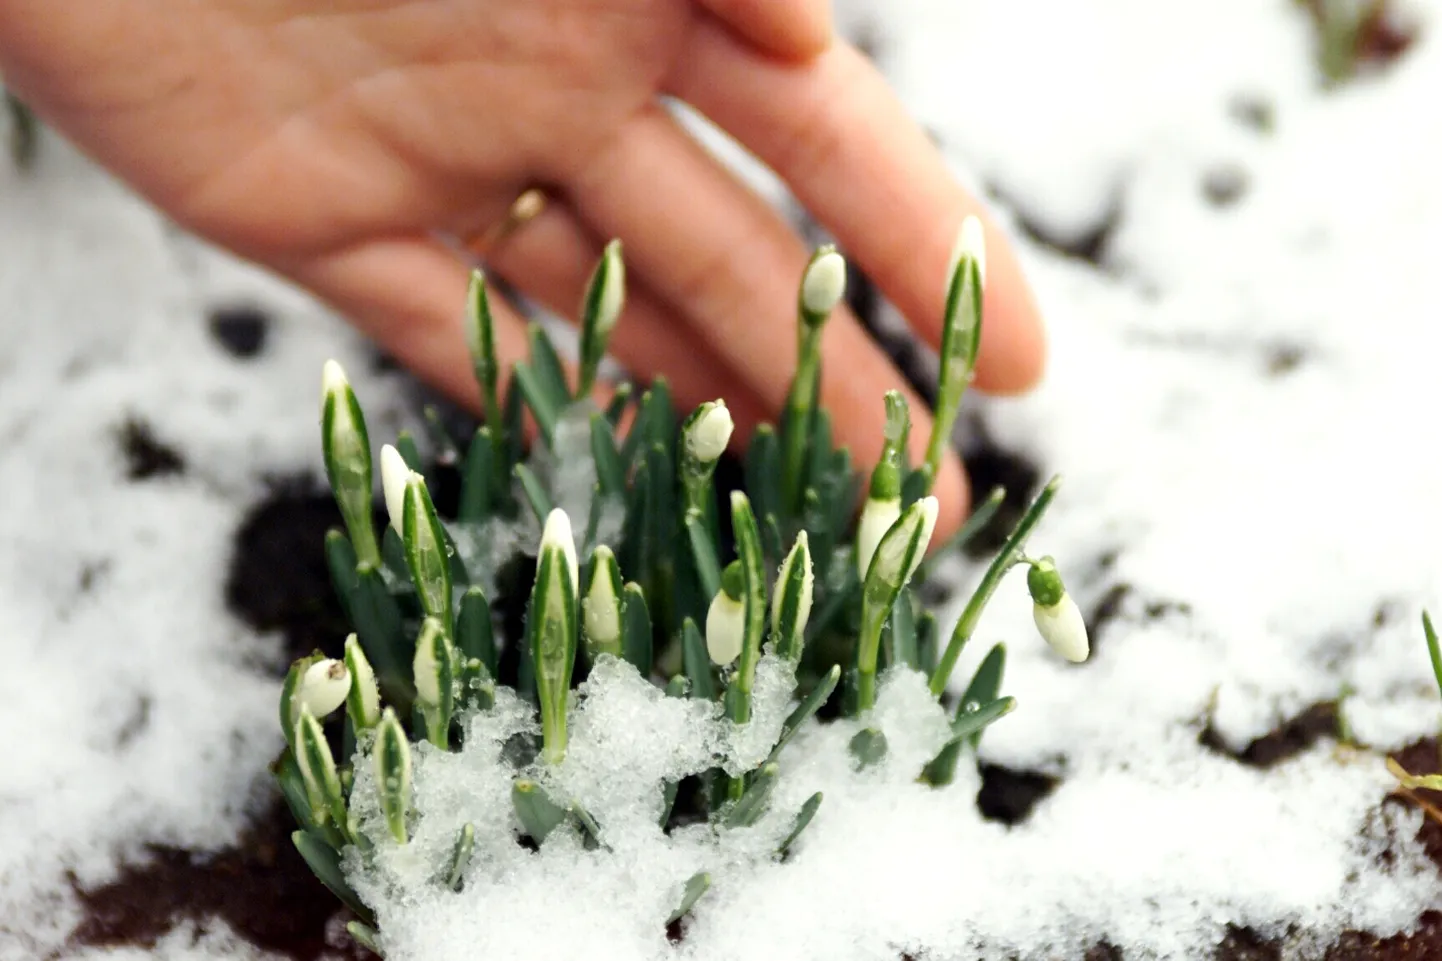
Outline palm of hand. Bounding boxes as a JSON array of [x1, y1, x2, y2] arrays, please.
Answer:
[[1, 0, 1045, 539]]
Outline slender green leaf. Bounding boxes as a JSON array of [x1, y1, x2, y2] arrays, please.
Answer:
[[528, 322, 571, 406], [590, 413, 626, 495], [458, 427, 495, 523], [681, 617, 717, 702], [604, 383, 633, 426], [324, 529, 360, 622], [777, 792, 823, 857], [292, 831, 373, 923], [513, 463, 553, 525], [348, 564, 413, 710], [685, 515, 722, 604], [513, 362, 559, 444], [445, 823, 475, 891], [621, 582, 653, 676], [886, 589, 919, 669], [455, 586, 497, 675], [724, 762, 779, 828], [769, 664, 839, 762], [667, 872, 711, 924]]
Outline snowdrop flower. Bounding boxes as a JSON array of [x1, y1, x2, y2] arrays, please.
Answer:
[[541, 508, 579, 596], [800, 247, 847, 323], [707, 563, 747, 667], [294, 658, 350, 719], [856, 496, 902, 581], [379, 444, 413, 534], [685, 401, 733, 464], [1027, 557, 1089, 663]]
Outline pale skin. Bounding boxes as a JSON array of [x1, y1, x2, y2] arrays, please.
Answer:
[[0, 0, 1046, 539]]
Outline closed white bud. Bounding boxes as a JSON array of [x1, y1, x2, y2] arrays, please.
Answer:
[[540, 509, 579, 597], [344, 634, 381, 730], [413, 618, 447, 707], [583, 553, 621, 649], [1033, 593, 1090, 663], [856, 497, 902, 581], [295, 658, 350, 719], [869, 496, 938, 588], [907, 496, 940, 582], [380, 444, 414, 535], [687, 402, 733, 464], [801, 248, 847, 318], [949, 215, 987, 290], [706, 591, 746, 667], [594, 240, 626, 335]]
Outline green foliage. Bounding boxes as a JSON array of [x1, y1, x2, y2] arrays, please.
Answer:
[[280, 224, 1082, 948]]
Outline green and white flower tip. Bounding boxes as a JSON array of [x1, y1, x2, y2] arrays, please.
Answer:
[[582, 547, 622, 649], [343, 634, 381, 730], [870, 495, 939, 588], [707, 563, 747, 667], [770, 531, 815, 640], [380, 444, 416, 535], [541, 508, 579, 597], [1027, 557, 1089, 663], [856, 495, 902, 581], [592, 240, 626, 336], [800, 247, 847, 324], [295, 658, 350, 719], [948, 214, 986, 290], [686, 400, 734, 464], [320, 359, 349, 405], [413, 617, 448, 707], [464, 269, 488, 361]]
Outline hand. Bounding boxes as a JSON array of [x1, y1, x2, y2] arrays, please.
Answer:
[[0, 0, 1045, 537]]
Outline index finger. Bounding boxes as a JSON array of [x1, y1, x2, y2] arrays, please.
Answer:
[[667, 18, 1047, 395]]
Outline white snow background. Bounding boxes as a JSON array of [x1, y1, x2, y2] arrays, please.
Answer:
[[6, 0, 1442, 958]]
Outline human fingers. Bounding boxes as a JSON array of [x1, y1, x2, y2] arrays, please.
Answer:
[[566, 108, 971, 536], [694, 0, 834, 61], [287, 236, 511, 409], [669, 19, 1047, 396], [474, 199, 773, 437]]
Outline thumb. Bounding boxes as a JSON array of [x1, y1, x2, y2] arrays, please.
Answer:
[[695, 0, 833, 61]]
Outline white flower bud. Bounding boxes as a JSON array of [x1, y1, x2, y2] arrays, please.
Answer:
[[594, 240, 626, 336], [868, 496, 938, 589], [907, 496, 940, 583], [413, 618, 448, 707], [856, 497, 901, 581], [583, 551, 622, 651], [686, 402, 734, 464], [706, 590, 746, 667], [801, 248, 847, 318], [1033, 593, 1090, 663], [295, 658, 350, 719], [380, 444, 412, 535], [949, 215, 986, 290], [541, 508, 579, 597]]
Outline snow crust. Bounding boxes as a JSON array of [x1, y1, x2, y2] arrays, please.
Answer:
[[7, 0, 1442, 958]]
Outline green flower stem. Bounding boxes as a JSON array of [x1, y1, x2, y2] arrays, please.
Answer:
[[726, 493, 766, 725], [780, 327, 823, 515], [929, 475, 1061, 697]]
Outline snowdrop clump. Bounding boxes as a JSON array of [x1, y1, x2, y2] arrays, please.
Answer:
[[279, 224, 1091, 957]]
